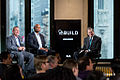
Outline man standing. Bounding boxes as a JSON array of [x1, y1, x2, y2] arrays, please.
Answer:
[[27, 24, 48, 55], [6, 26, 34, 72]]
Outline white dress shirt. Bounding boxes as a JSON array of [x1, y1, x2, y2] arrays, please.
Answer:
[[15, 36, 20, 47], [34, 32, 42, 49]]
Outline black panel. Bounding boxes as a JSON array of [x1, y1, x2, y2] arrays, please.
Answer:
[[1, 0, 6, 51], [25, 0, 31, 47], [50, 0, 55, 49], [88, 0, 94, 28], [114, 0, 120, 58], [54, 20, 81, 61]]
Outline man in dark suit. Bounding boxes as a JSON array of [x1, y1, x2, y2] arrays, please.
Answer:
[[74, 27, 101, 60], [27, 24, 48, 55], [82, 27, 102, 57], [6, 26, 34, 72]]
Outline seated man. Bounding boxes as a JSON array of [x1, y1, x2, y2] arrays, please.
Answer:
[[27, 24, 48, 55], [74, 27, 102, 60], [82, 27, 102, 57], [6, 26, 34, 72], [34, 55, 49, 74]]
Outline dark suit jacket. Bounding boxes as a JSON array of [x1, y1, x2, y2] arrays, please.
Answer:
[[27, 32, 46, 50], [6, 35, 24, 52], [0, 63, 8, 79], [83, 35, 102, 54]]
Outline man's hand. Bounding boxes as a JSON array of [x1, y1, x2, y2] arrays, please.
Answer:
[[40, 47, 48, 52], [85, 49, 91, 53], [18, 47, 25, 51], [18, 47, 23, 51], [21, 47, 25, 51], [85, 50, 89, 53]]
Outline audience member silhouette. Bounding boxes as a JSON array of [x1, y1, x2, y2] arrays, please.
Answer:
[[34, 55, 49, 73], [46, 66, 77, 80], [4, 64, 23, 80], [63, 59, 82, 80], [111, 58, 120, 80], [27, 66, 76, 80], [86, 70, 106, 80], [78, 56, 93, 80], [47, 55, 58, 69], [0, 51, 12, 80]]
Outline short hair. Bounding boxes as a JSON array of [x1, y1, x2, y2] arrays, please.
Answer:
[[47, 55, 56, 64], [34, 55, 47, 70], [5, 64, 22, 80], [111, 58, 120, 74], [88, 27, 94, 32], [63, 59, 78, 70], [86, 71, 106, 80], [46, 66, 76, 80], [1, 51, 10, 61], [78, 56, 90, 71], [13, 26, 19, 31]]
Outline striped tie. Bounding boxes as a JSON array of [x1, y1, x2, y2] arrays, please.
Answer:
[[88, 38, 92, 49]]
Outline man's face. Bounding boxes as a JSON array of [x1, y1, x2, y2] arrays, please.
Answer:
[[53, 57, 59, 68], [13, 27, 19, 36], [73, 65, 79, 77], [43, 59, 49, 71], [34, 24, 41, 33], [88, 29, 94, 38], [49, 57, 58, 69]]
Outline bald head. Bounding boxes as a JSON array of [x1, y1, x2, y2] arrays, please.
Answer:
[[35, 24, 40, 27], [34, 24, 41, 33]]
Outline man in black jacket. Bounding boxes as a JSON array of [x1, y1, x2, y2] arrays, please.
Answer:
[[74, 27, 102, 59], [82, 27, 102, 57], [0, 51, 12, 79], [27, 24, 48, 55]]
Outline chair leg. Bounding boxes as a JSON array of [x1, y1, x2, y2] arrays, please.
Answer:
[[93, 57, 99, 71]]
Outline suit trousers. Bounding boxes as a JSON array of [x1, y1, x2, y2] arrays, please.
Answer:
[[10, 51, 34, 71]]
